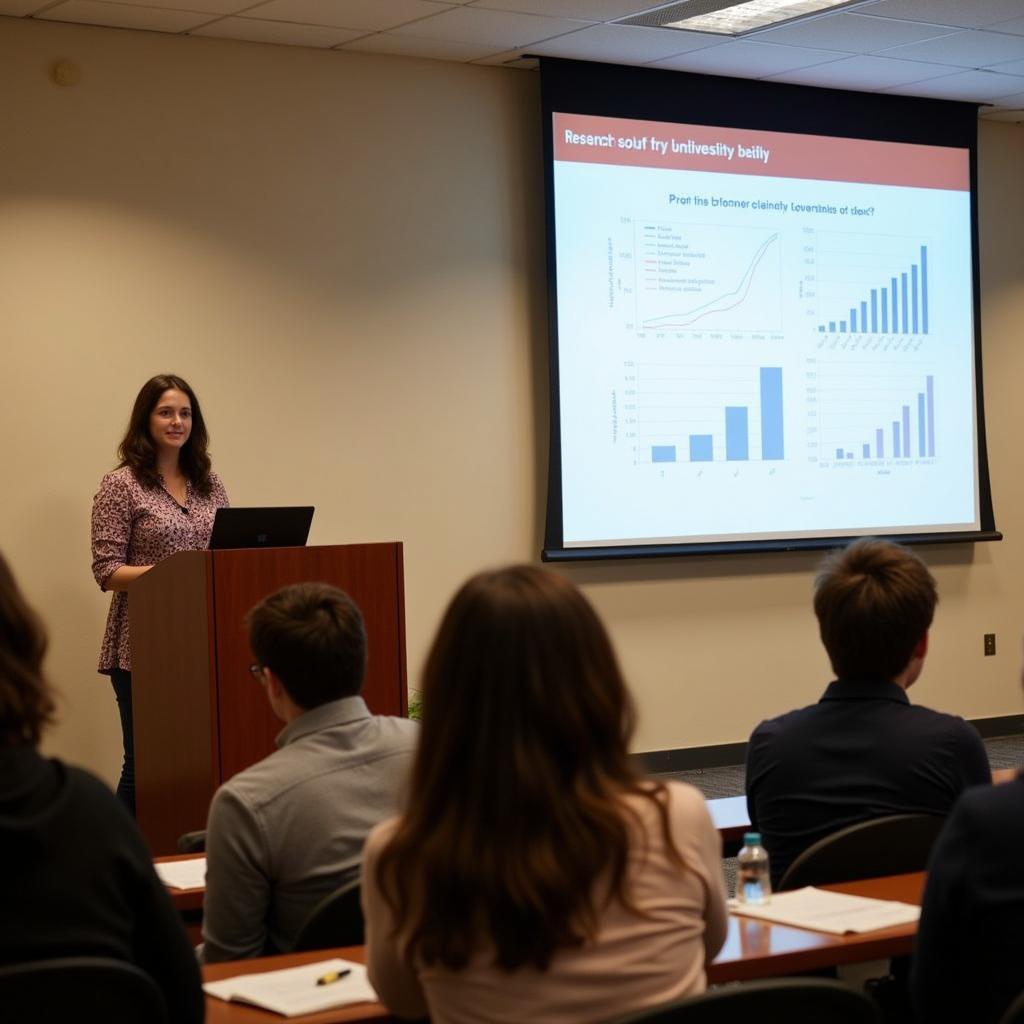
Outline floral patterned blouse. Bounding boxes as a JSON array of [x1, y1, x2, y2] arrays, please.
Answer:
[[91, 466, 229, 673]]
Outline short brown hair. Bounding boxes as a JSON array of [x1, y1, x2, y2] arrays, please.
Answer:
[[246, 583, 366, 710], [0, 552, 56, 746], [814, 538, 937, 680]]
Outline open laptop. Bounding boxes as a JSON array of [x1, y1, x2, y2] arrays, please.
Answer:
[[209, 506, 314, 550]]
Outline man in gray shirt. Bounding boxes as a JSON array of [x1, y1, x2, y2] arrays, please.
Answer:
[[202, 582, 418, 962]]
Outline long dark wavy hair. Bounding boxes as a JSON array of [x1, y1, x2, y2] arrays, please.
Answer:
[[0, 552, 56, 747], [374, 565, 685, 972], [117, 374, 213, 495]]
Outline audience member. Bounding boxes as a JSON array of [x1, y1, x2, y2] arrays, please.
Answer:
[[912, 687, 1024, 1022], [362, 565, 727, 1024], [745, 538, 990, 887], [202, 582, 417, 962], [0, 550, 203, 1023]]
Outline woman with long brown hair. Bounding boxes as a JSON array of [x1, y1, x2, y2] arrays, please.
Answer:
[[91, 373, 228, 815], [362, 565, 727, 1023], [0, 550, 203, 1022]]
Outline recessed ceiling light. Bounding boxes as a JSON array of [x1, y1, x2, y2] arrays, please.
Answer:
[[620, 0, 863, 37]]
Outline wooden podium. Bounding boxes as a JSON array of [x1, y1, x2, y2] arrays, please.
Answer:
[[128, 543, 407, 855]]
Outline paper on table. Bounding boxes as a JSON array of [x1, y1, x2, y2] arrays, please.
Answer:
[[204, 958, 377, 1018], [154, 857, 207, 890], [728, 887, 920, 935]]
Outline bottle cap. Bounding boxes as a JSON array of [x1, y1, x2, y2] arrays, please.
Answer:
[[743, 832, 762, 846]]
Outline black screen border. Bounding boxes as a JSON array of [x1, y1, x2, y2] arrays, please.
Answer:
[[540, 57, 999, 563]]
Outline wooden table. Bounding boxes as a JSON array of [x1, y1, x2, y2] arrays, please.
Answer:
[[709, 871, 923, 983], [156, 853, 206, 943], [201, 873, 925, 1024], [156, 852, 205, 912], [204, 947, 390, 1024]]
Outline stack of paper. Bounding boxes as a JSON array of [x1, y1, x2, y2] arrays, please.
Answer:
[[154, 857, 207, 890], [204, 958, 377, 1017], [729, 888, 920, 934]]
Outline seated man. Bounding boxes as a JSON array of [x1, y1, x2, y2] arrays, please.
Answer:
[[912, 765, 1024, 1024], [202, 582, 418, 962], [745, 538, 990, 888]]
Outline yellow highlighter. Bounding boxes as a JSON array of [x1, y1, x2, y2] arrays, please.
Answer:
[[316, 968, 352, 987]]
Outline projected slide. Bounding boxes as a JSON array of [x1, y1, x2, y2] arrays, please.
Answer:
[[552, 113, 977, 548]]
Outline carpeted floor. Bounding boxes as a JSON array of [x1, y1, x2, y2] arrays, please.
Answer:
[[657, 733, 1022, 896]]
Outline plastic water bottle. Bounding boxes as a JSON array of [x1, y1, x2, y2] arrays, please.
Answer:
[[736, 832, 772, 905]]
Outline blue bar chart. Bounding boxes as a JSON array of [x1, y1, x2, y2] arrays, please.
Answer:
[[828, 374, 936, 461], [817, 245, 930, 336], [641, 365, 785, 465]]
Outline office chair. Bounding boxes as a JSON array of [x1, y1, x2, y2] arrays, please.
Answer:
[[613, 977, 879, 1023], [291, 876, 364, 951], [778, 813, 946, 891], [176, 829, 207, 854], [0, 956, 167, 1024]]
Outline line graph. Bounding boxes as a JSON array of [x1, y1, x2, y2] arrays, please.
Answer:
[[635, 222, 782, 334]]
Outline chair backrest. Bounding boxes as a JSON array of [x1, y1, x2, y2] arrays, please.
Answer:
[[778, 813, 946, 891], [292, 876, 364, 952], [0, 956, 167, 1024], [176, 828, 207, 854], [1000, 988, 1024, 1024], [614, 977, 880, 1023]]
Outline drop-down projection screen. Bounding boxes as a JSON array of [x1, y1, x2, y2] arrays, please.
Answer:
[[540, 58, 999, 562]]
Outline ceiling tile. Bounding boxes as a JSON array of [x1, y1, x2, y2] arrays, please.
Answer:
[[979, 105, 1024, 119], [242, 0, 453, 32], [879, 29, 1024, 67], [765, 53, 958, 89], [469, 0, 655, 18], [340, 31, 502, 60], [192, 16, 362, 45], [991, 16, 1024, 37], [389, 6, 588, 47], [859, 0, 1024, 30], [650, 39, 841, 76], [103, 0, 253, 12], [883, 67, 1024, 102], [751, 12, 955, 53], [470, 47, 539, 65], [37, 0, 209, 31], [987, 89, 1024, 106], [988, 56, 1024, 75], [524, 23, 718, 63]]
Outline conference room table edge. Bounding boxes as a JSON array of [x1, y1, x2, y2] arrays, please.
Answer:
[[199, 873, 925, 1023]]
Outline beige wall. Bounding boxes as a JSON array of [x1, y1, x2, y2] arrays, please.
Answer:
[[1, 17, 1021, 786]]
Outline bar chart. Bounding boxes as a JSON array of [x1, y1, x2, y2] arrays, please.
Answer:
[[816, 240, 929, 336], [640, 365, 784, 465], [813, 365, 937, 464]]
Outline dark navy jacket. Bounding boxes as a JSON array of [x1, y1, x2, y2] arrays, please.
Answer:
[[913, 774, 1024, 1024], [745, 677, 990, 887]]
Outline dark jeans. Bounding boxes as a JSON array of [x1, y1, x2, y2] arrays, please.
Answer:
[[109, 668, 136, 817]]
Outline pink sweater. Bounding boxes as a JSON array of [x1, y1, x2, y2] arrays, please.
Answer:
[[362, 781, 728, 1024], [91, 466, 228, 672]]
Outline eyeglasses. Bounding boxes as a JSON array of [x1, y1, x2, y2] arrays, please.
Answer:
[[249, 663, 266, 681]]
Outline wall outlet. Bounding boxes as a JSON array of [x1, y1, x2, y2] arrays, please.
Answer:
[[984, 633, 996, 656]]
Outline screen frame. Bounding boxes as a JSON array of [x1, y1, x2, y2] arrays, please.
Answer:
[[540, 57, 999, 563]]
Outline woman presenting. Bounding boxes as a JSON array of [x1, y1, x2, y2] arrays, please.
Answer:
[[92, 374, 228, 815]]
